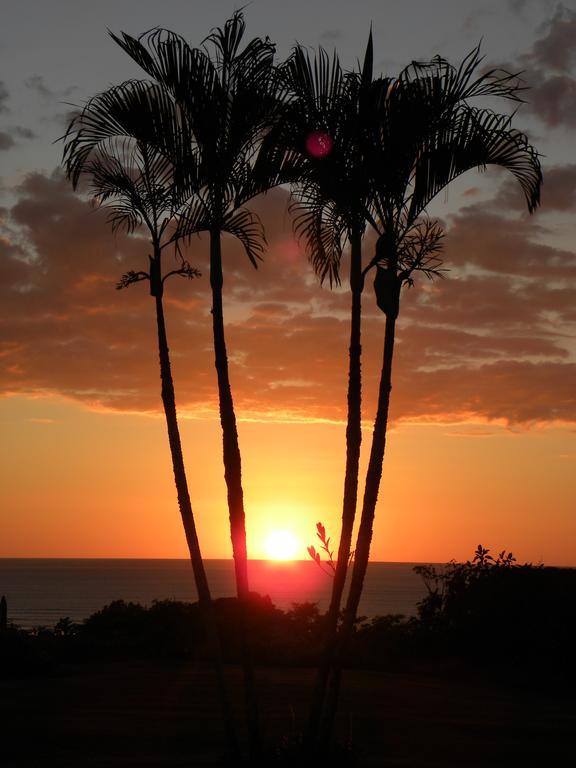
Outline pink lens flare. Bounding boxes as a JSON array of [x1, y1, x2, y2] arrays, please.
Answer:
[[305, 130, 334, 158]]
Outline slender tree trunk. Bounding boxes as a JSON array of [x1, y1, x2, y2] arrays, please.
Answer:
[[209, 229, 260, 757], [306, 230, 363, 749], [321, 305, 398, 746], [152, 262, 239, 757]]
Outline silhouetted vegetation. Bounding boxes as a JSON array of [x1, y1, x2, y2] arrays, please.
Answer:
[[345, 549, 576, 692], [409, 547, 576, 680], [4, 551, 574, 693]]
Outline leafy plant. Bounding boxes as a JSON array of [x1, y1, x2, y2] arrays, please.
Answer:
[[308, 522, 354, 577]]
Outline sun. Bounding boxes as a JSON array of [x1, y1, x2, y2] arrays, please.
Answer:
[[264, 530, 300, 561]]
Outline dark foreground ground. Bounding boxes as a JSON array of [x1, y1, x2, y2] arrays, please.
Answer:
[[2, 661, 574, 767]]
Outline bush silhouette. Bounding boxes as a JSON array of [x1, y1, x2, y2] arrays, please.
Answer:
[[412, 547, 576, 682]]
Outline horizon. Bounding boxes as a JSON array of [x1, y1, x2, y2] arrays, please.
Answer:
[[2, 555, 574, 568]]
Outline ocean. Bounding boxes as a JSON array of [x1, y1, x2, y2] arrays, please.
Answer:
[[0, 559, 432, 629]]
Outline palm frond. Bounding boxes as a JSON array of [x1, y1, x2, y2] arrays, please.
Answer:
[[407, 105, 542, 218], [117, 270, 150, 290], [203, 10, 247, 68], [290, 194, 347, 286], [361, 27, 374, 87], [221, 207, 266, 268], [112, 12, 279, 232], [62, 79, 188, 190], [397, 218, 446, 281], [173, 194, 212, 241], [162, 260, 201, 284], [111, 28, 219, 108], [263, 44, 377, 283], [400, 44, 525, 107]]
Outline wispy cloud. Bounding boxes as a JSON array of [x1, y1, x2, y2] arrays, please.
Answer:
[[0, 132, 15, 151], [0, 81, 9, 113], [500, 6, 576, 129]]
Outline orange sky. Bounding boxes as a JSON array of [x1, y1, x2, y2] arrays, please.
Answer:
[[1, 396, 575, 565], [1, 172, 575, 566]]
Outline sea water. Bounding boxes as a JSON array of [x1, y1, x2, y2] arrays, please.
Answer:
[[0, 559, 432, 628]]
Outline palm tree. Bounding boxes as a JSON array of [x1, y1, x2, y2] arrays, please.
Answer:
[[109, 13, 280, 754], [62, 80, 240, 756], [257, 37, 384, 747], [273, 43, 405, 750], [319, 47, 542, 746]]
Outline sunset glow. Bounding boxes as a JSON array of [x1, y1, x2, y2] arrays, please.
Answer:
[[264, 530, 300, 560]]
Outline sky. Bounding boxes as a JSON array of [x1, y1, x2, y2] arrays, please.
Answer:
[[1, 0, 575, 565]]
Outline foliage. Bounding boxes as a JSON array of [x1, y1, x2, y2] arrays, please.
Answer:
[[2, 550, 575, 689], [411, 547, 576, 681], [104, 11, 280, 262], [307, 522, 354, 576], [307, 522, 335, 575]]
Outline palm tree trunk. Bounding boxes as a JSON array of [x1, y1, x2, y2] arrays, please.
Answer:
[[306, 230, 363, 749], [153, 266, 239, 758], [209, 229, 260, 757], [321, 307, 398, 746]]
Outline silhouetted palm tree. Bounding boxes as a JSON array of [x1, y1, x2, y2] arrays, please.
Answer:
[[258, 36, 383, 748], [109, 13, 280, 754], [320, 46, 542, 746], [62, 81, 240, 756]]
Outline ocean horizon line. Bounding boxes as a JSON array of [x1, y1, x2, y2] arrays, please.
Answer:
[[2, 556, 574, 567], [0, 556, 439, 565]]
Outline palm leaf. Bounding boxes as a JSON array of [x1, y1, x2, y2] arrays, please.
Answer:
[[62, 79, 191, 191], [290, 192, 348, 286], [407, 106, 542, 218], [221, 207, 266, 268]]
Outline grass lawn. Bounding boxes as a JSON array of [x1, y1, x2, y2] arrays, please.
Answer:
[[2, 661, 574, 766]]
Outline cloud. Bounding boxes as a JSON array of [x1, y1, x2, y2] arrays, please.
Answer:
[[0, 81, 9, 113], [0, 125, 37, 151], [527, 74, 576, 128], [508, 0, 556, 14], [437, 205, 576, 281], [12, 126, 36, 140], [24, 75, 56, 100], [495, 164, 576, 212], [390, 359, 576, 424], [528, 6, 576, 72], [508, 0, 530, 12], [509, 6, 576, 128], [1, 171, 574, 427], [0, 132, 15, 151], [24, 76, 78, 124]]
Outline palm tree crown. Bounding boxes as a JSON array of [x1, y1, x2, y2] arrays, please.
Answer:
[[63, 79, 190, 248], [109, 12, 279, 260]]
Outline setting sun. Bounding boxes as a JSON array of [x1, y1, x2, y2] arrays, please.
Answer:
[[264, 530, 300, 561]]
